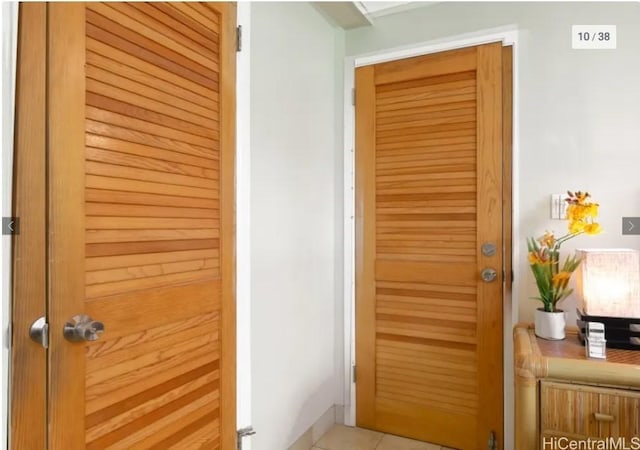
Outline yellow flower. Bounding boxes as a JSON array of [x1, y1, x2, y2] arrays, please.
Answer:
[[586, 203, 599, 217], [569, 220, 586, 234], [552, 271, 571, 288], [584, 223, 602, 235], [528, 252, 540, 265], [538, 231, 555, 248]]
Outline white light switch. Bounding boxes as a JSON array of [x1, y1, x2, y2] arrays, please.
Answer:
[[550, 194, 567, 220]]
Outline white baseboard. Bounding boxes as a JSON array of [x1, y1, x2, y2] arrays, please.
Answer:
[[288, 405, 339, 450]]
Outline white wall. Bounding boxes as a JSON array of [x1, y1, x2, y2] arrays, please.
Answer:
[[250, 3, 344, 449], [1, 3, 18, 449], [345, 2, 640, 448]]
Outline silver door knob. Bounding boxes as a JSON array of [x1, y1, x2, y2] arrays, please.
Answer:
[[63, 314, 104, 342], [481, 268, 497, 283]]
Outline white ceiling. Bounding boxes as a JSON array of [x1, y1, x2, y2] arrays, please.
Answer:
[[312, 2, 438, 30], [356, 1, 437, 19]]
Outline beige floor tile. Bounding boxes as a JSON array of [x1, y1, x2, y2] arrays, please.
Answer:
[[314, 425, 383, 450], [375, 434, 441, 450]]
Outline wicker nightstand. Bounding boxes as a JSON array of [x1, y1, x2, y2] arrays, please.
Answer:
[[513, 323, 640, 449]]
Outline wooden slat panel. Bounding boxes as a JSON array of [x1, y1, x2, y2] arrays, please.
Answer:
[[86, 174, 218, 199], [86, 135, 218, 170], [128, 3, 218, 61], [87, 321, 218, 373], [86, 161, 217, 190], [87, 120, 217, 160], [86, 311, 219, 359], [86, 229, 218, 244], [87, 202, 220, 219], [377, 76, 475, 99], [86, 268, 219, 299], [142, 409, 219, 449], [85, 90, 217, 146], [376, 144, 475, 159], [80, 3, 232, 449], [85, 281, 220, 338], [86, 147, 218, 179], [377, 302, 476, 322], [87, 332, 219, 387], [377, 116, 476, 136], [86, 386, 218, 449], [86, 352, 217, 416], [376, 93, 476, 113], [86, 38, 218, 107], [377, 110, 476, 131], [87, 216, 218, 230], [86, 188, 218, 210], [165, 418, 220, 450], [378, 379, 478, 406], [377, 390, 474, 416], [171, 3, 219, 34], [376, 121, 476, 142], [376, 100, 476, 123], [376, 70, 475, 94], [86, 238, 219, 258], [86, 258, 218, 284], [377, 367, 477, 391], [377, 342, 476, 364], [86, 7, 217, 88], [374, 47, 477, 85], [86, 248, 218, 271], [99, 2, 219, 72], [86, 82, 217, 134], [375, 398, 476, 448], [376, 135, 476, 151], [151, 3, 218, 47], [86, 359, 217, 426], [86, 370, 218, 442]]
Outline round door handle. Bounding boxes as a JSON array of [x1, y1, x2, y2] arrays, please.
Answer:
[[63, 314, 105, 342], [481, 268, 497, 283]]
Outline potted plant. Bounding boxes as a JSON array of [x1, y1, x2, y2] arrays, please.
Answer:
[[527, 191, 602, 339]]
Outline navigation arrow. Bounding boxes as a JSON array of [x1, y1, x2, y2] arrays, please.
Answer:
[[622, 217, 640, 235], [2, 217, 19, 235]]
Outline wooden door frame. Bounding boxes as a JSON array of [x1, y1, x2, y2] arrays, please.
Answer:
[[342, 28, 519, 445], [10, 3, 47, 449], [10, 3, 237, 448]]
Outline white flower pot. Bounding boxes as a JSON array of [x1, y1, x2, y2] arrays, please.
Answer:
[[535, 308, 566, 340]]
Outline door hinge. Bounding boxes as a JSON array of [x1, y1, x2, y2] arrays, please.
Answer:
[[237, 426, 256, 450], [351, 88, 355, 106], [511, 269, 514, 283], [236, 25, 242, 52], [488, 430, 497, 450], [352, 364, 357, 383], [29, 317, 49, 349]]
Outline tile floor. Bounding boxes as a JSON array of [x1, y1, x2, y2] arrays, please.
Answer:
[[312, 425, 457, 450]]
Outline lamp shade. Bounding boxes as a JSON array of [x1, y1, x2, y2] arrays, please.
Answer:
[[575, 249, 640, 318]]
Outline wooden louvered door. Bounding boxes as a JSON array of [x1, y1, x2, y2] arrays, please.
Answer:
[[355, 43, 505, 449], [14, 2, 235, 449]]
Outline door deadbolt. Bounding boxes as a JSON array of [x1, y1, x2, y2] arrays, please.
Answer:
[[63, 314, 105, 342], [481, 268, 498, 283], [481, 242, 497, 257]]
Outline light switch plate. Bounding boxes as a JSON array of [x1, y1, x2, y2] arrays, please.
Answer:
[[550, 194, 568, 220]]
